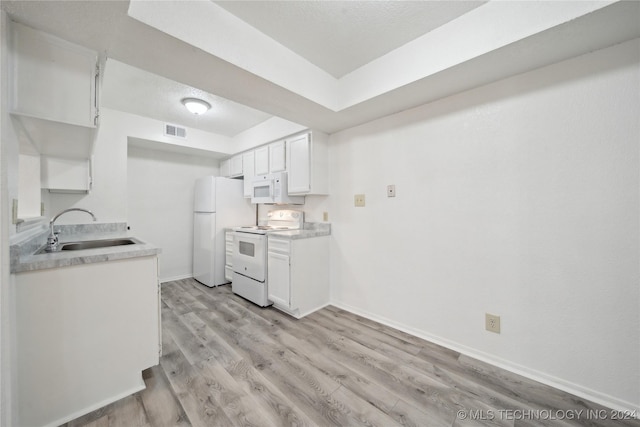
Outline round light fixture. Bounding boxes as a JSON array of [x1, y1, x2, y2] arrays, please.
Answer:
[[181, 98, 211, 115]]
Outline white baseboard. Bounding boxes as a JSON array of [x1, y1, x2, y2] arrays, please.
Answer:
[[330, 300, 640, 415], [43, 377, 146, 427], [160, 274, 193, 284]]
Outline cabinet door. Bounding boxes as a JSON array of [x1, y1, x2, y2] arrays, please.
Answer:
[[287, 134, 311, 194], [225, 232, 234, 269], [225, 231, 234, 282], [220, 159, 230, 178], [242, 151, 255, 198], [267, 252, 290, 308], [12, 22, 97, 127], [254, 146, 269, 176], [230, 155, 243, 177], [269, 141, 286, 173], [41, 156, 91, 192]]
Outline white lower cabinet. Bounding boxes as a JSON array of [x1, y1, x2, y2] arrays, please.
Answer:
[[268, 250, 291, 307], [267, 235, 329, 318], [225, 231, 234, 281], [14, 256, 160, 427]]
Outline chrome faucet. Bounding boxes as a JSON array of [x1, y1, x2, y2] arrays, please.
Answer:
[[46, 208, 97, 252]]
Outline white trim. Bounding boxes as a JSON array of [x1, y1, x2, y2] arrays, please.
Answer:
[[330, 300, 640, 415], [160, 273, 193, 284], [296, 302, 331, 320], [42, 380, 146, 427]]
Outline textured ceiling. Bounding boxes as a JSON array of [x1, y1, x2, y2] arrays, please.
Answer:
[[101, 59, 272, 137], [214, 0, 485, 78], [1, 1, 638, 139]]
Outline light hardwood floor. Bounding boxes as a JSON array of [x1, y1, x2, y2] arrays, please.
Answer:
[[63, 279, 639, 427]]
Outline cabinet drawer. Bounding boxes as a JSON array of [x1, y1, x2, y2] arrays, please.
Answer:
[[268, 238, 290, 254]]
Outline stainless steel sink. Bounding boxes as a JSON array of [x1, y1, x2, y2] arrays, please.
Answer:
[[60, 238, 137, 251], [35, 238, 138, 254]]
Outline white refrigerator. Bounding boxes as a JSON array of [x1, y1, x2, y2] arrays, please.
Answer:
[[193, 176, 255, 287]]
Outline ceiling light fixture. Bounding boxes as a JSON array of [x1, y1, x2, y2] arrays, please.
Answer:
[[181, 98, 211, 115]]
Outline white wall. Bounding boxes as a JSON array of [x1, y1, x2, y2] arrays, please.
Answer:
[[127, 145, 218, 282], [328, 39, 639, 411], [0, 11, 17, 426], [45, 108, 231, 224], [2, 15, 21, 240], [16, 155, 40, 218], [232, 116, 308, 153], [257, 196, 329, 224]]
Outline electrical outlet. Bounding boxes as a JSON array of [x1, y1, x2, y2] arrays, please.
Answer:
[[485, 313, 501, 334], [387, 184, 396, 197], [354, 194, 366, 207], [323, 211, 329, 221]]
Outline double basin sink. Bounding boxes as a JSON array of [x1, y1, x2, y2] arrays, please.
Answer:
[[35, 238, 139, 255]]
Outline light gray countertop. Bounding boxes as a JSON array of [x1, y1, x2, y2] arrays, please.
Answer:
[[269, 222, 331, 240], [11, 223, 161, 273]]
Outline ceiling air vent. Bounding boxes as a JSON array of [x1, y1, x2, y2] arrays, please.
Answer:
[[164, 123, 187, 139]]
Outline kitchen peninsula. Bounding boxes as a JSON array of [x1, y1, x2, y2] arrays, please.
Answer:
[[10, 222, 161, 427]]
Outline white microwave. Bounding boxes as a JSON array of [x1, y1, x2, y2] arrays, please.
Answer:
[[251, 172, 305, 205]]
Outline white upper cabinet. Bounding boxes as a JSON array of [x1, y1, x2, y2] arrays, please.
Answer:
[[287, 134, 310, 194], [41, 156, 92, 193], [242, 151, 255, 198], [256, 141, 286, 175], [10, 22, 99, 158], [254, 146, 269, 176], [286, 132, 328, 195], [220, 158, 231, 178], [269, 140, 286, 173], [224, 130, 327, 196], [229, 154, 243, 177]]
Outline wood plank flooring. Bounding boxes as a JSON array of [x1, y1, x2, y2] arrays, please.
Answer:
[[63, 279, 639, 427]]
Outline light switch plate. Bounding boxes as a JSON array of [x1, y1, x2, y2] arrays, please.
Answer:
[[354, 194, 366, 207]]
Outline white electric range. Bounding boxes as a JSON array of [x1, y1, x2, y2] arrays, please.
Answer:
[[231, 210, 303, 306]]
